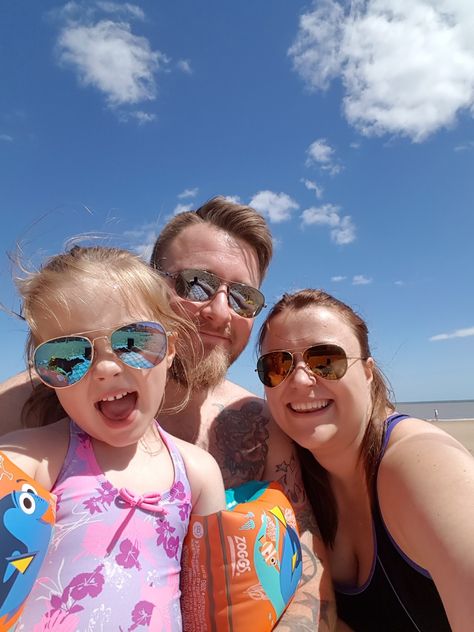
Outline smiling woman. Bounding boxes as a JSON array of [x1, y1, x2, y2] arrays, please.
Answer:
[[256, 288, 474, 632]]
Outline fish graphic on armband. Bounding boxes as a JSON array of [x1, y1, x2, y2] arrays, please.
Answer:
[[0, 455, 55, 631]]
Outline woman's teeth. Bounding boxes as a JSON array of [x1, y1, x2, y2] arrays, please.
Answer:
[[290, 400, 329, 412], [100, 391, 129, 402]]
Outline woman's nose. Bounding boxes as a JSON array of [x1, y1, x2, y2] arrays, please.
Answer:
[[290, 359, 317, 386]]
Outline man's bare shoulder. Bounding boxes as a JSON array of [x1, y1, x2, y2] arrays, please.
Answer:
[[0, 370, 35, 435], [202, 380, 267, 487], [209, 378, 262, 404]]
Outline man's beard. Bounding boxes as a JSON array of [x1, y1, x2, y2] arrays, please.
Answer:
[[170, 345, 231, 390]]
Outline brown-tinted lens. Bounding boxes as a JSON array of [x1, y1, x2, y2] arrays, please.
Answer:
[[257, 351, 293, 387], [304, 345, 348, 380]]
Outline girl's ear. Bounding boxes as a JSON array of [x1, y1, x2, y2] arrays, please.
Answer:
[[166, 332, 177, 369]]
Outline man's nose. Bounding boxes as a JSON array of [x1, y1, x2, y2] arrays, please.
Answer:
[[198, 285, 232, 325]]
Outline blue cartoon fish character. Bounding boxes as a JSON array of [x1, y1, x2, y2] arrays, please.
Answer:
[[254, 505, 302, 616], [0, 481, 54, 629]]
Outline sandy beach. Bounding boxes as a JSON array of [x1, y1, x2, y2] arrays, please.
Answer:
[[431, 419, 474, 456]]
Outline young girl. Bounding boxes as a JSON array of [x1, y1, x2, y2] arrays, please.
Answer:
[[1, 245, 226, 631]]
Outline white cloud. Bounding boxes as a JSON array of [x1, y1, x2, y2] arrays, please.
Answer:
[[96, 2, 145, 20], [394, 280, 404, 286], [0, 134, 13, 142], [301, 204, 356, 244], [57, 18, 167, 109], [332, 214, 356, 245], [224, 195, 242, 204], [430, 326, 474, 341], [178, 187, 198, 199], [301, 204, 340, 227], [289, 0, 474, 141], [352, 274, 372, 285], [177, 59, 192, 74], [123, 220, 160, 260], [53, 1, 144, 22], [306, 138, 342, 175], [331, 275, 346, 282], [128, 110, 155, 124], [250, 190, 299, 223], [301, 177, 323, 198], [172, 202, 193, 215]]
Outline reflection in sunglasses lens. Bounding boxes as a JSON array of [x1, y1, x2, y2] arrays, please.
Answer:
[[34, 322, 168, 389], [172, 269, 263, 318]]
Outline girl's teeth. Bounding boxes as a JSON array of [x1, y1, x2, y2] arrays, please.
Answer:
[[291, 400, 329, 412], [101, 392, 128, 402]]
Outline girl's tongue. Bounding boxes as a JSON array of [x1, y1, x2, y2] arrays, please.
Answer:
[[98, 392, 138, 421]]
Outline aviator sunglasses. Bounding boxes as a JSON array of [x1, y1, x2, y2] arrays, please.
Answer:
[[33, 321, 169, 389], [256, 344, 365, 388], [158, 268, 265, 318]]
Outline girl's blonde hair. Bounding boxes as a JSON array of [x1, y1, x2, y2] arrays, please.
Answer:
[[18, 245, 198, 426]]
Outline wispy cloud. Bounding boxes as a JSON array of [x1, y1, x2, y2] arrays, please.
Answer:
[[96, 2, 145, 20], [125, 111, 156, 124], [454, 141, 474, 152], [178, 187, 198, 199], [54, 3, 169, 122], [289, 0, 474, 141], [301, 204, 356, 245], [224, 195, 241, 204], [301, 177, 323, 199], [0, 134, 13, 142], [352, 275, 372, 285], [331, 275, 346, 282], [250, 190, 299, 223], [177, 59, 192, 74], [123, 220, 160, 260], [172, 202, 193, 215], [306, 138, 342, 175], [430, 326, 474, 341]]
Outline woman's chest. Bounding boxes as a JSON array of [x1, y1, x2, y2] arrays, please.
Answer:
[[330, 505, 375, 588]]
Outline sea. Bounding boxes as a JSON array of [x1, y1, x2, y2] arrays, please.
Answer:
[[396, 400, 474, 421]]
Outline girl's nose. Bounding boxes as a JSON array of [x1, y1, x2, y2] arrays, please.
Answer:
[[90, 338, 123, 380]]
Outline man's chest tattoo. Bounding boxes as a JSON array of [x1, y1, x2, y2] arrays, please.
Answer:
[[211, 400, 269, 487]]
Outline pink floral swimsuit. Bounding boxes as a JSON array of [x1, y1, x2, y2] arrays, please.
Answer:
[[18, 420, 192, 632]]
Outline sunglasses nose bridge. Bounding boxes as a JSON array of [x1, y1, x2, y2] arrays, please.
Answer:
[[88, 334, 119, 365], [291, 351, 318, 383]]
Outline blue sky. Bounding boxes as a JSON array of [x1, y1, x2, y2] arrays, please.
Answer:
[[1, 0, 473, 402]]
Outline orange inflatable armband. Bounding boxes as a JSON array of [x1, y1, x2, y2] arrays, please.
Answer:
[[0, 452, 55, 631], [181, 481, 302, 631]]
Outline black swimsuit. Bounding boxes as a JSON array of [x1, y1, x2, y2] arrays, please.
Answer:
[[335, 414, 451, 631]]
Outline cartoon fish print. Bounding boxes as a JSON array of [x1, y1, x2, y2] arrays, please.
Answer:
[[258, 535, 281, 569], [0, 481, 54, 628]]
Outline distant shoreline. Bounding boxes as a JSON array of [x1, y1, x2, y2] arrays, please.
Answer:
[[396, 400, 474, 422], [431, 419, 474, 456]]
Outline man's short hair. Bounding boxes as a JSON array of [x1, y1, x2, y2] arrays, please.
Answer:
[[150, 196, 273, 282]]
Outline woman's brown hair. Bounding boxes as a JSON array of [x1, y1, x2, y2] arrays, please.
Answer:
[[257, 289, 394, 546]]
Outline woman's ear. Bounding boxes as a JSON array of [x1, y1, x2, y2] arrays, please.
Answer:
[[166, 332, 177, 369], [364, 357, 374, 384]]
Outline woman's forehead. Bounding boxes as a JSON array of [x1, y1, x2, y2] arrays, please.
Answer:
[[264, 306, 357, 348]]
